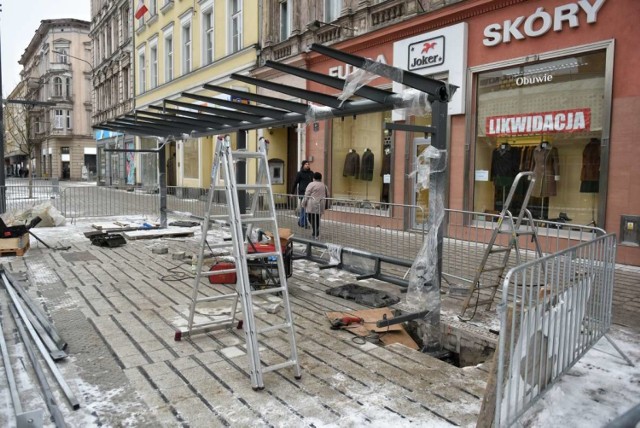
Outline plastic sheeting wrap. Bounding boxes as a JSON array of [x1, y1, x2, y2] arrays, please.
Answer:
[[337, 59, 403, 105], [326, 243, 342, 266], [405, 139, 447, 350], [394, 88, 431, 118], [305, 105, 334, 123]]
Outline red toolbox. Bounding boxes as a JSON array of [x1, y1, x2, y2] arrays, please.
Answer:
[[208, 262, 237, 284]]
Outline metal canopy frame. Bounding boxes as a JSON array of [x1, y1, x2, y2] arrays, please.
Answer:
[[95, 43, 457, 139], [96, 43, 456, 348]]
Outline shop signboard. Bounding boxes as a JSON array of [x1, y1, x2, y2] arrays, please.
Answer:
[[393, 22, 467, 117], [485, 108, 591, 136]]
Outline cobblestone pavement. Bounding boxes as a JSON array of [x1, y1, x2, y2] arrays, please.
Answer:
[[0, 218, 638, 427]]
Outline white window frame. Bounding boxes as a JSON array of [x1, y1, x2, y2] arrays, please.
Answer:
[[163, 25, 174, 82], [53, 76, 63, 97], [228, 0, 243, 54], [149, 0, 157, 15], [65, 77, 72, 98], [53, 110, 64, 129], [279, 0, 291, 42], [149, 38, 158, 89], [65, 110, 72, 130], [180, 13, 193, 74], [138, 46, 146, 94], [324, 0, 342, 22], [201, 1, 214, 66], [55, 47, 69, 64]]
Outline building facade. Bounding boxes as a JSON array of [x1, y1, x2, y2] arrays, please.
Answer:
[[133, 0, 261, 190], [90, 0, 135, 186], [4, 81, 28, 177], [17, 19, 95, 181], [259, 0, 640, 265]]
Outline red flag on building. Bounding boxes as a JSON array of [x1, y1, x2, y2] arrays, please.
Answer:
[[135, 0, 148, 20]]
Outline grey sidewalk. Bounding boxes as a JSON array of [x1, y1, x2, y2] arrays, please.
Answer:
[[0, 220, 638, 427]]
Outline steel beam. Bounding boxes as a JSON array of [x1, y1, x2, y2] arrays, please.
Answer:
[[229, 74, 350, 109], [203, 84, 311, 115], [149, 105, 243, 126], [265, 60, 393, 104], [309, 43, 457, 102], [165, 99, 264, 123], [182, 92, 290, 119]]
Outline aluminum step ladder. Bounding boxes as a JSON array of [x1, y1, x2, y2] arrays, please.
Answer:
[[175, 138, 301, 390], [459, 171, 543, 321]]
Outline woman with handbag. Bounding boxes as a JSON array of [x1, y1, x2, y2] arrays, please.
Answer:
[[301, 172, 327, 240]]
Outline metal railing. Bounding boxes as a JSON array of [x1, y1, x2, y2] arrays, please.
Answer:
[[442, 209, 605, 295], [494, 233, 617, 426]]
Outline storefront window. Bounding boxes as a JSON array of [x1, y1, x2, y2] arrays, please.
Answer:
[[473, 51, 606, 225], [331, 111, 392, 208], [183, 137, 199, 179]]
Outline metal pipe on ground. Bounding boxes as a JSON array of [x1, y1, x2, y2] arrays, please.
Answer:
[[10, 304, 65, 428], [1, 272, 80, 410], [0, 301, 44, 427]]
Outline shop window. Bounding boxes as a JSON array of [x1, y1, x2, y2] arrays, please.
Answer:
[[330, 111, 392, 208], [269, 159, 284, 184], [472, 51, 606, 225]]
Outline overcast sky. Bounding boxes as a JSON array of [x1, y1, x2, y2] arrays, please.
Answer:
[[1, 0, 91, 96]]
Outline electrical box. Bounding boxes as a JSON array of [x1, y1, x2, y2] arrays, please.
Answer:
[[620, 215, 640, 246]]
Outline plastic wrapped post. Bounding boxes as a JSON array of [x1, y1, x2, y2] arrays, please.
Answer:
[[405, 139, 447, 352], [305, 104, 334, 124]]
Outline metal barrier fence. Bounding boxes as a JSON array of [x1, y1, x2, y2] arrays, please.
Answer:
[[442, 209, 605, 294], [495, 233, 617, 426], [2, 185, 159, 220]]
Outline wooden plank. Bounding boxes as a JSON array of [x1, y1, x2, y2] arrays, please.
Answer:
[[124, 229, 195, 240]]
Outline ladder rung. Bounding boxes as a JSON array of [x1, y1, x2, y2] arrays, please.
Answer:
[[179, 319, 237, 337], [482, 265, 507, 272], [489, 247, 511, 254], [258, 322, 292, 335], [251, 287, 285, 296], [475, 300, 496, 306], [195, 293, 237, 304], [261, 359, 298, 374], [231, 151, 263, 159], [515, 231, 536, 236], [471, 284, 500, 291], [202, 267, 237, 276], [239, 216, 278, 223], [206, 242, 234, 249], [246, 251, 280, 260], [236, 184, 271, 190]]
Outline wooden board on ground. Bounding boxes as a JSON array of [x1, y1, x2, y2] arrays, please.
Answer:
[[0, 239, 30, 257], [326, 308, 419, 350], [123, 229, 195, 240]]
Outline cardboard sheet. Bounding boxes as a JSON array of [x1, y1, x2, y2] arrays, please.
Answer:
[[326, 308, 419, 350]]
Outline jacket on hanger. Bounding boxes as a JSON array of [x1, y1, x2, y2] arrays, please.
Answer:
[[343, 151, 360, 177], [360, 150, 375, 181]]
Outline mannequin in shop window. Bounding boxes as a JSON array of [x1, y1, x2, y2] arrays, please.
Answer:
[[343, 149, 360, 178], [530, 141, 560, 220], [490, 142, 522, 213], [580, 137, 601, 225], [360, 148, 374, 181]]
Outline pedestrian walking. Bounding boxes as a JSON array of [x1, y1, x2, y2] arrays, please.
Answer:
[[301, 172, 327, 240], [291, 160, 314, 228]]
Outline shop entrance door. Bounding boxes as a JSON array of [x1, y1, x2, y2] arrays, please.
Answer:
[[412, 138, 430, 229]]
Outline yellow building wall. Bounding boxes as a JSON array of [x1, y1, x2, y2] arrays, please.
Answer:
[[133, 0, 260, 189]]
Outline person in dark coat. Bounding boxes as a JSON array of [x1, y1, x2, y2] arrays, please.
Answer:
[[292, 160, 314, 228], [291, 160, 313, 198]]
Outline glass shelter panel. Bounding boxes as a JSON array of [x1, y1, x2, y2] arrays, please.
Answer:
[[473, 51, 605, 225]]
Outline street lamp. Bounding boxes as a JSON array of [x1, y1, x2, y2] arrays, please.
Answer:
[[51, 50, 94, 73]]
